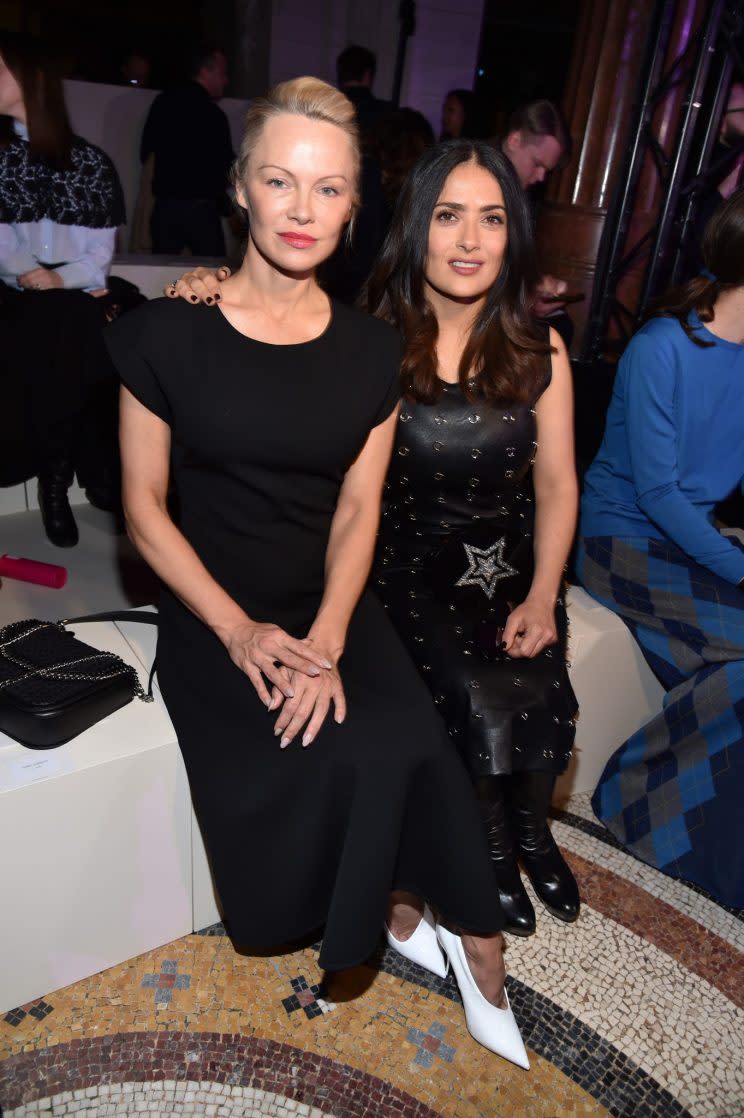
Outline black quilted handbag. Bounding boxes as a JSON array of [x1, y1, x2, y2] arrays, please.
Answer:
[[0, 611, 158, 749]]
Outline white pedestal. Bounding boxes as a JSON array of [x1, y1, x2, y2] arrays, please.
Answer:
[[0, 620, 192, 1013], [558, 585, 666, 802]]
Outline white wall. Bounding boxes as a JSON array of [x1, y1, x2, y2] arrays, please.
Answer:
[[400, 0, 486, 132], [62, 80, 250, 249], [269, 0, 485, 133]]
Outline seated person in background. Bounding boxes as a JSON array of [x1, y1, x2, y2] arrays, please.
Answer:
[[140, 42, 233, 257], [440, 89, 480, 140], [497, 100, 573, 348], [336, 44, 391, 137], [365, 107, 435, 221], [575, 189, 744, 909], [682, 80, 744, 278], [323, 44, 391, 303], [0, 30, 125, 546]]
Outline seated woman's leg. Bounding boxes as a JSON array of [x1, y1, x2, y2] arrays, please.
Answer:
[[576, 536, 744, 906]]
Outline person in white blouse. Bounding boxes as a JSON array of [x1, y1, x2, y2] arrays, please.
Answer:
[[0, 31, 125, 546]]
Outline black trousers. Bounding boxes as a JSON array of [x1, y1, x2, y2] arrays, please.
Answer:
[[0, 283, 119, 487], [150, 197, 226, 256]]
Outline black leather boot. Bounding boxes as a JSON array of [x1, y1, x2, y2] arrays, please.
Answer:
[[38, 453, 78, 548], [510, 770, 580, 923], [476, 777, 536, 937]]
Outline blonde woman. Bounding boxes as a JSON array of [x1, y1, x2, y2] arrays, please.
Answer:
[[106, 78, 528, 1067]]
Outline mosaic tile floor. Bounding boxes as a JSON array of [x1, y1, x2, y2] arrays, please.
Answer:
[[1, 793, 742, 1118]]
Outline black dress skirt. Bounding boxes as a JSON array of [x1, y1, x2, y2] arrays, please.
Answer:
[[105, 298, 504, 970], [373, 377, 577, 780]]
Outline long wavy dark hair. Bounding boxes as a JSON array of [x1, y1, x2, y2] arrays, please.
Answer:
[[646, 187, 744, 347], [0, 31, 74, 170], [362, 140, 551, 404]]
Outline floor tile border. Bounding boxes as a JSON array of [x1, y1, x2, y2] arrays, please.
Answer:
[[0, 1031, 443, 1118]]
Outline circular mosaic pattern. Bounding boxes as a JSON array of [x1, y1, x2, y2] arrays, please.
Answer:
[[2, 795, 742, 1118], [7, 1081, 326, 1117]]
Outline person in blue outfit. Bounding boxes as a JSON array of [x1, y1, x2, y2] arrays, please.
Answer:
[[575, 188, 744, 908]]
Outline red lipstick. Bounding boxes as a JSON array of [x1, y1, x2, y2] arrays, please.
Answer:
[[279, 232, 317, 248]]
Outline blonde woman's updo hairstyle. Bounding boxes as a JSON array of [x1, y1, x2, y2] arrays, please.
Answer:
[[232, 77, 361, 218]]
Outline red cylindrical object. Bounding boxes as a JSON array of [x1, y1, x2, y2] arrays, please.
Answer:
[[0, 554, 68, 588]]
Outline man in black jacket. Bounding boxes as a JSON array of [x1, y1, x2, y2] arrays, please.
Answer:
[[141, 44, 233, 256]]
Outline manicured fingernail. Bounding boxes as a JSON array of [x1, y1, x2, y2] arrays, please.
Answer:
[[267, 697, 273, 710], [214, 293, 221, 301], [308, 667, 320, 677], [190, 295, 198, 303], [274, 726, 281, 736], [206, 296, 214, 305], [321, 660, 333, 669], [302, 732, 312, 747], [280, 737, 290, 749], [284, 688, 294, 698]]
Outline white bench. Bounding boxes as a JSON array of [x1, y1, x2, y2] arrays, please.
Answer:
[[0, 615, 205, 1014], [558, 585, 665, 802], [0, 594, 665, 1012]]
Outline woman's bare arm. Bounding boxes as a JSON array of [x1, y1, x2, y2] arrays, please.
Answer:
[[270, 405, 400, 746], [502, 329, 578, 657], [120, 386, 336, 703]]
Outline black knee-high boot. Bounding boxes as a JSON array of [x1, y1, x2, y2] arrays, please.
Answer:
[[37, 450, 78, 548], [475, 776, 536, 936], [510, 770, 580, 922]]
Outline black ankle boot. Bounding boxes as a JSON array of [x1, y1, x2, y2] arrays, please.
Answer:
[[510, 770, 580, 923], [477, 777, 536, 937], [38, 454, 78, 548]]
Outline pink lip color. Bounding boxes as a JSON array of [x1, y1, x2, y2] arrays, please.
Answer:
[[449, 261, 483, 275], [279, 233, 317, 248]]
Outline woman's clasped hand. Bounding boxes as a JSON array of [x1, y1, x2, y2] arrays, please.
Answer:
[[220, 619, 345, 745]]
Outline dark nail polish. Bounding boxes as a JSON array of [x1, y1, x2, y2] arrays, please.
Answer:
[[206, 296, 214, 305], [190, 295, 198, 303], [214, 294, 221, 302]]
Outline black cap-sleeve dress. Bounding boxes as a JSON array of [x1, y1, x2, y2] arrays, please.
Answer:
[[106, 298, 503, 970]]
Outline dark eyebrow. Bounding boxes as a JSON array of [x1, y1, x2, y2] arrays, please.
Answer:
[[434, 201, 506, 212]]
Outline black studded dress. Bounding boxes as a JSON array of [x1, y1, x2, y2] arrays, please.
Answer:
[[373, 373, 577, 779]]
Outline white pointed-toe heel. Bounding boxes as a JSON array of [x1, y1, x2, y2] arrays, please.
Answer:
[[385, 904, 449, 978], [436, 924, 529, 1069]]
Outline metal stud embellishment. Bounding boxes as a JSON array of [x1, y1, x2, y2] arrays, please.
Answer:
[[433, 441, 443, 452], [398, 446, 410, 456], [400, 411, 412, 423], [468, 413, 481, 423]]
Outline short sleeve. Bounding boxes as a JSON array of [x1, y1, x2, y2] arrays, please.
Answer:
[[371, 328, 403, 426], [104, 304, 172, 425]]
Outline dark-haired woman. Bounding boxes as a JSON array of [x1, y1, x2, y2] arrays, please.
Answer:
[[364, 142, 580, 937], [440, 89, 479, 141], [576, 189, 744, 908], [0, 32, 124, 545], [171, 141, 581, 938]]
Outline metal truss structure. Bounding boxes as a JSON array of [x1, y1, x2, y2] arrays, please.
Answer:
[[579, 0, 744, 366]]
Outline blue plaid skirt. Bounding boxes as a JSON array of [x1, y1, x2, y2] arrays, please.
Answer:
[[575, 535, 744, 908]]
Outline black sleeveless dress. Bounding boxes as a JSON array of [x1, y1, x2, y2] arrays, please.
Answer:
[[373, 374, 577, 780], [105, 298, 504, 971]]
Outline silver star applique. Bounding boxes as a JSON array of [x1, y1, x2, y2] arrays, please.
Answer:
[[455, 538, 518, 600]]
